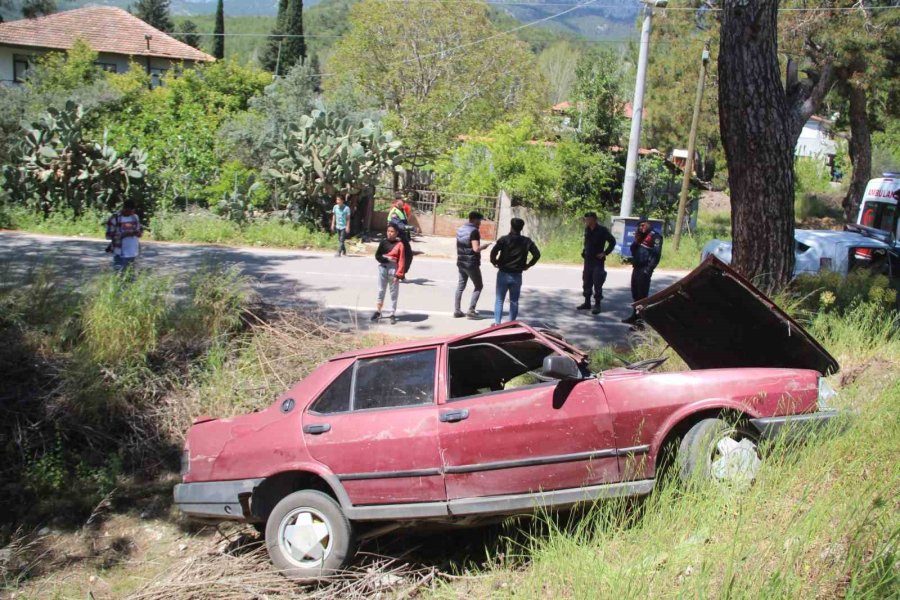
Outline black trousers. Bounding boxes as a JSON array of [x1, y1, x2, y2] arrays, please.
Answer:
[[582, 260, 607, 304], [631, 267, 653, 302]]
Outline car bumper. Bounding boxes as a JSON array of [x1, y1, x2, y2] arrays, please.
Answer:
[[174, 478, 263, 521], [749, 410, 841, 443]]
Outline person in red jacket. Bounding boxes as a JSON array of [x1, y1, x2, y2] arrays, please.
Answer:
[[372, 223, 407, 324]]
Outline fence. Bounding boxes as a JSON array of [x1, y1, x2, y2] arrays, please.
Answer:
[[371, 188, 501, 240]]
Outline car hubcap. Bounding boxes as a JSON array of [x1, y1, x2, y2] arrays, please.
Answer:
[[278, 507, 332, 568], [710, 436, 760, 485]]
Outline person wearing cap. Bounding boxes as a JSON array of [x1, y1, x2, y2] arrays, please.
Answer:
[[490, 217, 541, 325], [578, 211, 616, 314], [623, 217, 663, 325], [454, 211, 491, 319]]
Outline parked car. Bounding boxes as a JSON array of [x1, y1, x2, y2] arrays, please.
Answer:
[[175, 257, 840, 578], [702, 229, 895, 278]]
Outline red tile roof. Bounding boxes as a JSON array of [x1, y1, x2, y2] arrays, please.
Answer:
[[0, 6, 214, 63]]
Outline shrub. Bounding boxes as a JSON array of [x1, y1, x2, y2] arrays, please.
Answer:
[[79, 271, 173, 367], [186, 265, 256, 341], [792, 270, 897, 316]]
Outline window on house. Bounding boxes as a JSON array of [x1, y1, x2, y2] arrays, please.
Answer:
[[149, 67, 167, 89], [13, 55, 31, 83], [95, 62, 118, 73]]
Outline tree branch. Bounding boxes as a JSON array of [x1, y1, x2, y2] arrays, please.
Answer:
[[788, 62, 836, 139]]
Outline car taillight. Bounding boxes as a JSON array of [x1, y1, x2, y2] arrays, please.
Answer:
[[817, 377, 837, 411]]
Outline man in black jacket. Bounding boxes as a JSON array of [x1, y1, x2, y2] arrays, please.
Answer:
[[454, 211, 490, 319], [490, 218, 541, 325], [579, 212, 617, 315], [623, 217, 663, 325]]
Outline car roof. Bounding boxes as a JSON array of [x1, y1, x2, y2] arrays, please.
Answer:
[[328, 322, 575, 362], [795, 229, 891, 249]]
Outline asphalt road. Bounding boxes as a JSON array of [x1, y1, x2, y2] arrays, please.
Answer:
[[0, 231, 685, 349]]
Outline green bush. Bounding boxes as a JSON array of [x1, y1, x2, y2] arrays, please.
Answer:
[[792, 270, 897, 316], [186, 265, 256, 340], [79, 271, 173, 367]]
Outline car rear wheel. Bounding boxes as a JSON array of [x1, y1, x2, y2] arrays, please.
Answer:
[[677, 418, 761, 486], [265, 490, 355, 579]]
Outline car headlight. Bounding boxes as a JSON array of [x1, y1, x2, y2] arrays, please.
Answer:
[[818, 377, 837, 411]]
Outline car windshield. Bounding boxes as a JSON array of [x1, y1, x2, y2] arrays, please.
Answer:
[[448, 337, 558, 399]]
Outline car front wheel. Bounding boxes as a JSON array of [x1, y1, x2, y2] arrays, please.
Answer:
[[677, 418, 761, 486], [265, 490, 355, 579]]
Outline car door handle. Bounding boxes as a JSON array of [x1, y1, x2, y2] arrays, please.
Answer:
[[439, 409, 469, 423], [303, 423, 331, 435]]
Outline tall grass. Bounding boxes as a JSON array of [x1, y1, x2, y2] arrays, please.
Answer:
[[150, 210, 334, 249], [79, 271, 173, 367]]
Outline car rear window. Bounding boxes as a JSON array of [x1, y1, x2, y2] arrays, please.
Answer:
[[353, 349, 436, 411], [309, 364, 353, 414]]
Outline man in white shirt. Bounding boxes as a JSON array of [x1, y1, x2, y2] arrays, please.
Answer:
[[105, 200, 143, 273]]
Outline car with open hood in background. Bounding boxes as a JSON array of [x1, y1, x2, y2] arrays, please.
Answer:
[[174, 257, 841, 579]]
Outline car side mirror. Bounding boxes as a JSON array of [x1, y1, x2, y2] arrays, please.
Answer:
[[542, 355, 582, 380]]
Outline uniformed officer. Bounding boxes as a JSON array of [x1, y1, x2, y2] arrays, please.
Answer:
[[623, 216, 663, 325]]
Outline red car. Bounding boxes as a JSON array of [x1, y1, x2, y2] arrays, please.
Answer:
[[175, 258, 840, 578]]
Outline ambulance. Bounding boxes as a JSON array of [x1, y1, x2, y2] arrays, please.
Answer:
[[858, 174, 900, 241]]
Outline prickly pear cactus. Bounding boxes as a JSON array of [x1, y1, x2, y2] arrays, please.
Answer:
[[267, 103, 402, 227], [2, 101, 149, 217]]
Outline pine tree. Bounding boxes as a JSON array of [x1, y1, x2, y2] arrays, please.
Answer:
[[22, 0, 56, 19], [175, 19, 201, 50], [132, 0, 173, 33], [261, 0, 289, 73], [280, 0, 306, 71], [212, 0, 224, 60]]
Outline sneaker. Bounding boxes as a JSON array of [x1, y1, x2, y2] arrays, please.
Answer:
[[576, 302, 591, 310], [591, 303, 602, 315], [466, 310, 483, 320], [453, 310, 465, 318], [370, 311, 381, 322], [389, 314, 397, 325]]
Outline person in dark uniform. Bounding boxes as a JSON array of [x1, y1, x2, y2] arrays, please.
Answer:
[[623, 217, 663, 325], [578, 211, 617, 315], [454, 211, 491, 319]]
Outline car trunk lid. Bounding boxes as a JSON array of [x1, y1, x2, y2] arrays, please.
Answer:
[[635, 256, 839, 375]]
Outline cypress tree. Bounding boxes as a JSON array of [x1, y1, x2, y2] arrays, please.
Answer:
[[280, 0, 305, 71], [261, 0, 288, 73], [212, 0, 224, 60]]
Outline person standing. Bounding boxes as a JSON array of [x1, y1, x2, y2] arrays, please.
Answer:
[[578, 211, 616, 315], [372, 223, 407, 325], [331, 195, 352, 257], [454, 211, 490, 319], [490, 217, 541, 325], [623, 217, 663, 325], [105, 199, 143, 273], [387, 195, 410, 242]]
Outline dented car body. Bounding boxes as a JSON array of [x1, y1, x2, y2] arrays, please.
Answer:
[[175, 257, 840, 576]]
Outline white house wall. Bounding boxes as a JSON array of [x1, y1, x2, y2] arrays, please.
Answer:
[[1, 44, 198, 84], [795, 121, 838, 161]]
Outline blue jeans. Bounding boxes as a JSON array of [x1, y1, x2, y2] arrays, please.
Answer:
[[113, 255, 136, 273], [494, 271, 522, 325]]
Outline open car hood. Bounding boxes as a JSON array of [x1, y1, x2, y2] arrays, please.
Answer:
[[635, 256, 839, 375]]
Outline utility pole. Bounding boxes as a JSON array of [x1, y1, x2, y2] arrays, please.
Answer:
[[620, 0, 667, 218], [673, 40, 710, 251]]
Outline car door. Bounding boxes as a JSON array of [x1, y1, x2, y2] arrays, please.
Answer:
[[302, 348, 444, 506], [437, 337, 619, 501]]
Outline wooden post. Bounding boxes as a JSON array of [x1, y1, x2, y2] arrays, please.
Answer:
[[674, 40, 710, 251]]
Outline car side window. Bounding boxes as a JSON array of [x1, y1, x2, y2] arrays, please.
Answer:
[[353, 349, 436, 411], [309, 364, 354, 414], [448, 339, 556, 400]]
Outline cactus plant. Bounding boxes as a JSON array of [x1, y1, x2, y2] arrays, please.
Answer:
[[267, 104, 402, 227], [2, 101, 149, 217]]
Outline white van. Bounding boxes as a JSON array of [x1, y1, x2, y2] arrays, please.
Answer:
[[858, 174, 900, 240]]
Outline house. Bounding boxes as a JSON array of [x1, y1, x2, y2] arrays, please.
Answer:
[[0, 6, 214, 86], [795, 115, 838, 162]]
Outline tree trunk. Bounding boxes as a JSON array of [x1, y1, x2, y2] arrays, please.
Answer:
[[842, 83, 871, 222], [719, 0, 796, 290]]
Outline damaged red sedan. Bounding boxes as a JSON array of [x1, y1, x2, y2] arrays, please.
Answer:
[[175, 258, 840, 578]]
